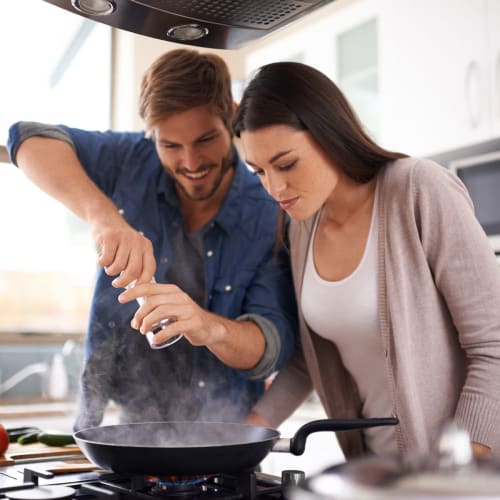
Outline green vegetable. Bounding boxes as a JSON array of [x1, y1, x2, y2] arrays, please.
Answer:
[[6, 427, 41, 442], [37, 432, 75, 446], [17, 430, 40, 445]]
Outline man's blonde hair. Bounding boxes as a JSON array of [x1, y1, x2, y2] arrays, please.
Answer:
[[139, 49, 234, 136]]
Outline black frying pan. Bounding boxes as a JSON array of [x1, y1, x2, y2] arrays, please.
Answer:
[[74, 418, 398, 475]]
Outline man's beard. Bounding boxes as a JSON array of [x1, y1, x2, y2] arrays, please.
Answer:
[[170, 150, 234, 202]]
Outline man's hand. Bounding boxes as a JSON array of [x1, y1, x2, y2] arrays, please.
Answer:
[[14, 136, 156, 288], [91, 216, 156, 288], [118, 282, 265, 369], [118, 282, 225, 346]]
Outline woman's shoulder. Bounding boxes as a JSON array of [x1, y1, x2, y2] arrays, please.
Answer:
[[384, 156, 447, 180], [381, 156, 472, 211], [382, 157, 465, 194]]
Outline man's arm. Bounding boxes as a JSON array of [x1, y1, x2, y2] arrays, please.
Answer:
[[13, 134, 155, 287], [119, 282, 265, 369]]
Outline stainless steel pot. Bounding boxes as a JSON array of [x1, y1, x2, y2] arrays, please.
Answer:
[[289, 422, 500, 499]]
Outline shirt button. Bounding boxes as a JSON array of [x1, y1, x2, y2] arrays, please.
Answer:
[[198, 380, 206, 388], [118, 209, 125, 215], [224, 285, 232, 292], [210, 222, 215, 228], [108, 321, 116, 328], [160, 257, 168, 264], [206, 250, 213, 257]]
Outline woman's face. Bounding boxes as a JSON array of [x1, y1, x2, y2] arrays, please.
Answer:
[[240, 125, 339, 220]]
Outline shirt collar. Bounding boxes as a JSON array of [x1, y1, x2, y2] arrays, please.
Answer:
[[156, 146, 247, 234]]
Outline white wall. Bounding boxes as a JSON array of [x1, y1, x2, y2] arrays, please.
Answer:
[[111, 32, 246, 131]]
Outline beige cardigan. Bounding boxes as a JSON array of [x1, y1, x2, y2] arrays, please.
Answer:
[[253, 158, 500, 459]]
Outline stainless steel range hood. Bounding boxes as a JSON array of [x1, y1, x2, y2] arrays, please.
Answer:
[[41, 0, 336, 49]]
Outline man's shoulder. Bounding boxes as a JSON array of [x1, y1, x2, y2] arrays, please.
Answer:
[[232, 148, 268, 194], [235, 160, 276, 205], [224, 161, 279, 238]]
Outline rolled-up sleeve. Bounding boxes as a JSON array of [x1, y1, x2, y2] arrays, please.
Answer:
[[237, 313, 281, 380], [7, 121, 75, 166]]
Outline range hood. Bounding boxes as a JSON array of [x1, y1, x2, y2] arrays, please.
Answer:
[[41, 0, 336, 49]]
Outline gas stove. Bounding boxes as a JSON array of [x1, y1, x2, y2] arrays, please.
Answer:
[[0, 459, 302, 499]]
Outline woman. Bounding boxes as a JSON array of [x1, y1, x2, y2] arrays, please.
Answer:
[[233, 61, 500, 460]]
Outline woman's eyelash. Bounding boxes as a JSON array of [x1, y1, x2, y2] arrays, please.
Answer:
[[279, 161, 297, 171], [250, 161, 297, 177]]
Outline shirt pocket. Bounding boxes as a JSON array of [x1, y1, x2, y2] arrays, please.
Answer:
[[210, 269, 256, 317]]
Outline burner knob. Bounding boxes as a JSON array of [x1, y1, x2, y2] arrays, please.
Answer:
[[281, 469, 305, 487]]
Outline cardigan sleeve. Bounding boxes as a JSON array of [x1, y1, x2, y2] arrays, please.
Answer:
[[251, 347, 314, 427], [414, 159, 500, 448]]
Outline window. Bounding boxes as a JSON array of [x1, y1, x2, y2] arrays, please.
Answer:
[[0, 0, 112, 334], [337, 18, 379, 139]]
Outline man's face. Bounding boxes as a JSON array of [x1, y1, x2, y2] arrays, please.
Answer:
[[153, 105, 234, 202]]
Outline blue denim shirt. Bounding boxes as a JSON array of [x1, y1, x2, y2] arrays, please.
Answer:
[[8, 123, 298, 429]]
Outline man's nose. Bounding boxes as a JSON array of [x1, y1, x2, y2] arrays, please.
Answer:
[[181, 147, 201, 170]]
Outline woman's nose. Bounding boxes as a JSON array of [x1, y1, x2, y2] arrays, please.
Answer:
[[265, 173, 285, 199]]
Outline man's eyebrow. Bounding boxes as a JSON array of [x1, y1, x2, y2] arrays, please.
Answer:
[[158, 129, 218, 146], [158, 138, 178, 145]]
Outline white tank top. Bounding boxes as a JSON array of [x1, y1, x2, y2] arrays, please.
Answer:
[[301, 187, 397, 455]]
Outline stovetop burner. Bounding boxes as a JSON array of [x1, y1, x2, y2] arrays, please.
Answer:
[[0, 464, 287, 500], [149, 475, 212, 497], [5, 485, 75, 500]]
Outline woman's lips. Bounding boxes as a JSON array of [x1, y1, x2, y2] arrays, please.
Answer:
[[279, 196, 299, 210]]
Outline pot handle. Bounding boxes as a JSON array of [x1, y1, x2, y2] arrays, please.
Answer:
[[289, 417, 399, 455]]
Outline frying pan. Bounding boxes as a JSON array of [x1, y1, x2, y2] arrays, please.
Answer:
[[74, 418, 398, 475]]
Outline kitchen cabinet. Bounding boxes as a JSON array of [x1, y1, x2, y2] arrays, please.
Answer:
[[487, 0, 500, 137], [245, 0, 380, 139], [244, 0, 500, 158], [378, 0, 500, 156]]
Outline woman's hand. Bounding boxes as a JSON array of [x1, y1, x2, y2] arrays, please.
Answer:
[[244, 411, 273, 428], [471, 441, 491, 459]]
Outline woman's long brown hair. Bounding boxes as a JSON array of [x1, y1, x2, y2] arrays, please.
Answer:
[[234, 61, 407, 248]]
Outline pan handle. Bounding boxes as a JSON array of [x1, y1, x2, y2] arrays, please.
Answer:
[[289, 417, 399, 455]]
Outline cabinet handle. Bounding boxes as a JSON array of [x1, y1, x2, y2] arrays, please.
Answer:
[[464, 60, 481, 129], [496, 52, 500, 120]]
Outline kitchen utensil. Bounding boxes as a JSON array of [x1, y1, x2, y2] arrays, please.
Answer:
[[45, 461, 108, 474], [0, 443, 83, 466], [74, 418, 398, 475], [128, 278, 183, 349]]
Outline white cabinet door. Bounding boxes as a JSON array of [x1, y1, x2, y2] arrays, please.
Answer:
[[378, 0, 490, 156], [486, 0, 500, 136]]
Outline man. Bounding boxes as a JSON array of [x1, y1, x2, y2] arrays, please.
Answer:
[[7, 49, 297, 430]]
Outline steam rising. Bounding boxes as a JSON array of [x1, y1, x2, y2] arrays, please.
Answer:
[[76, 422, 277, 448], [74, 299, 258, 432]]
